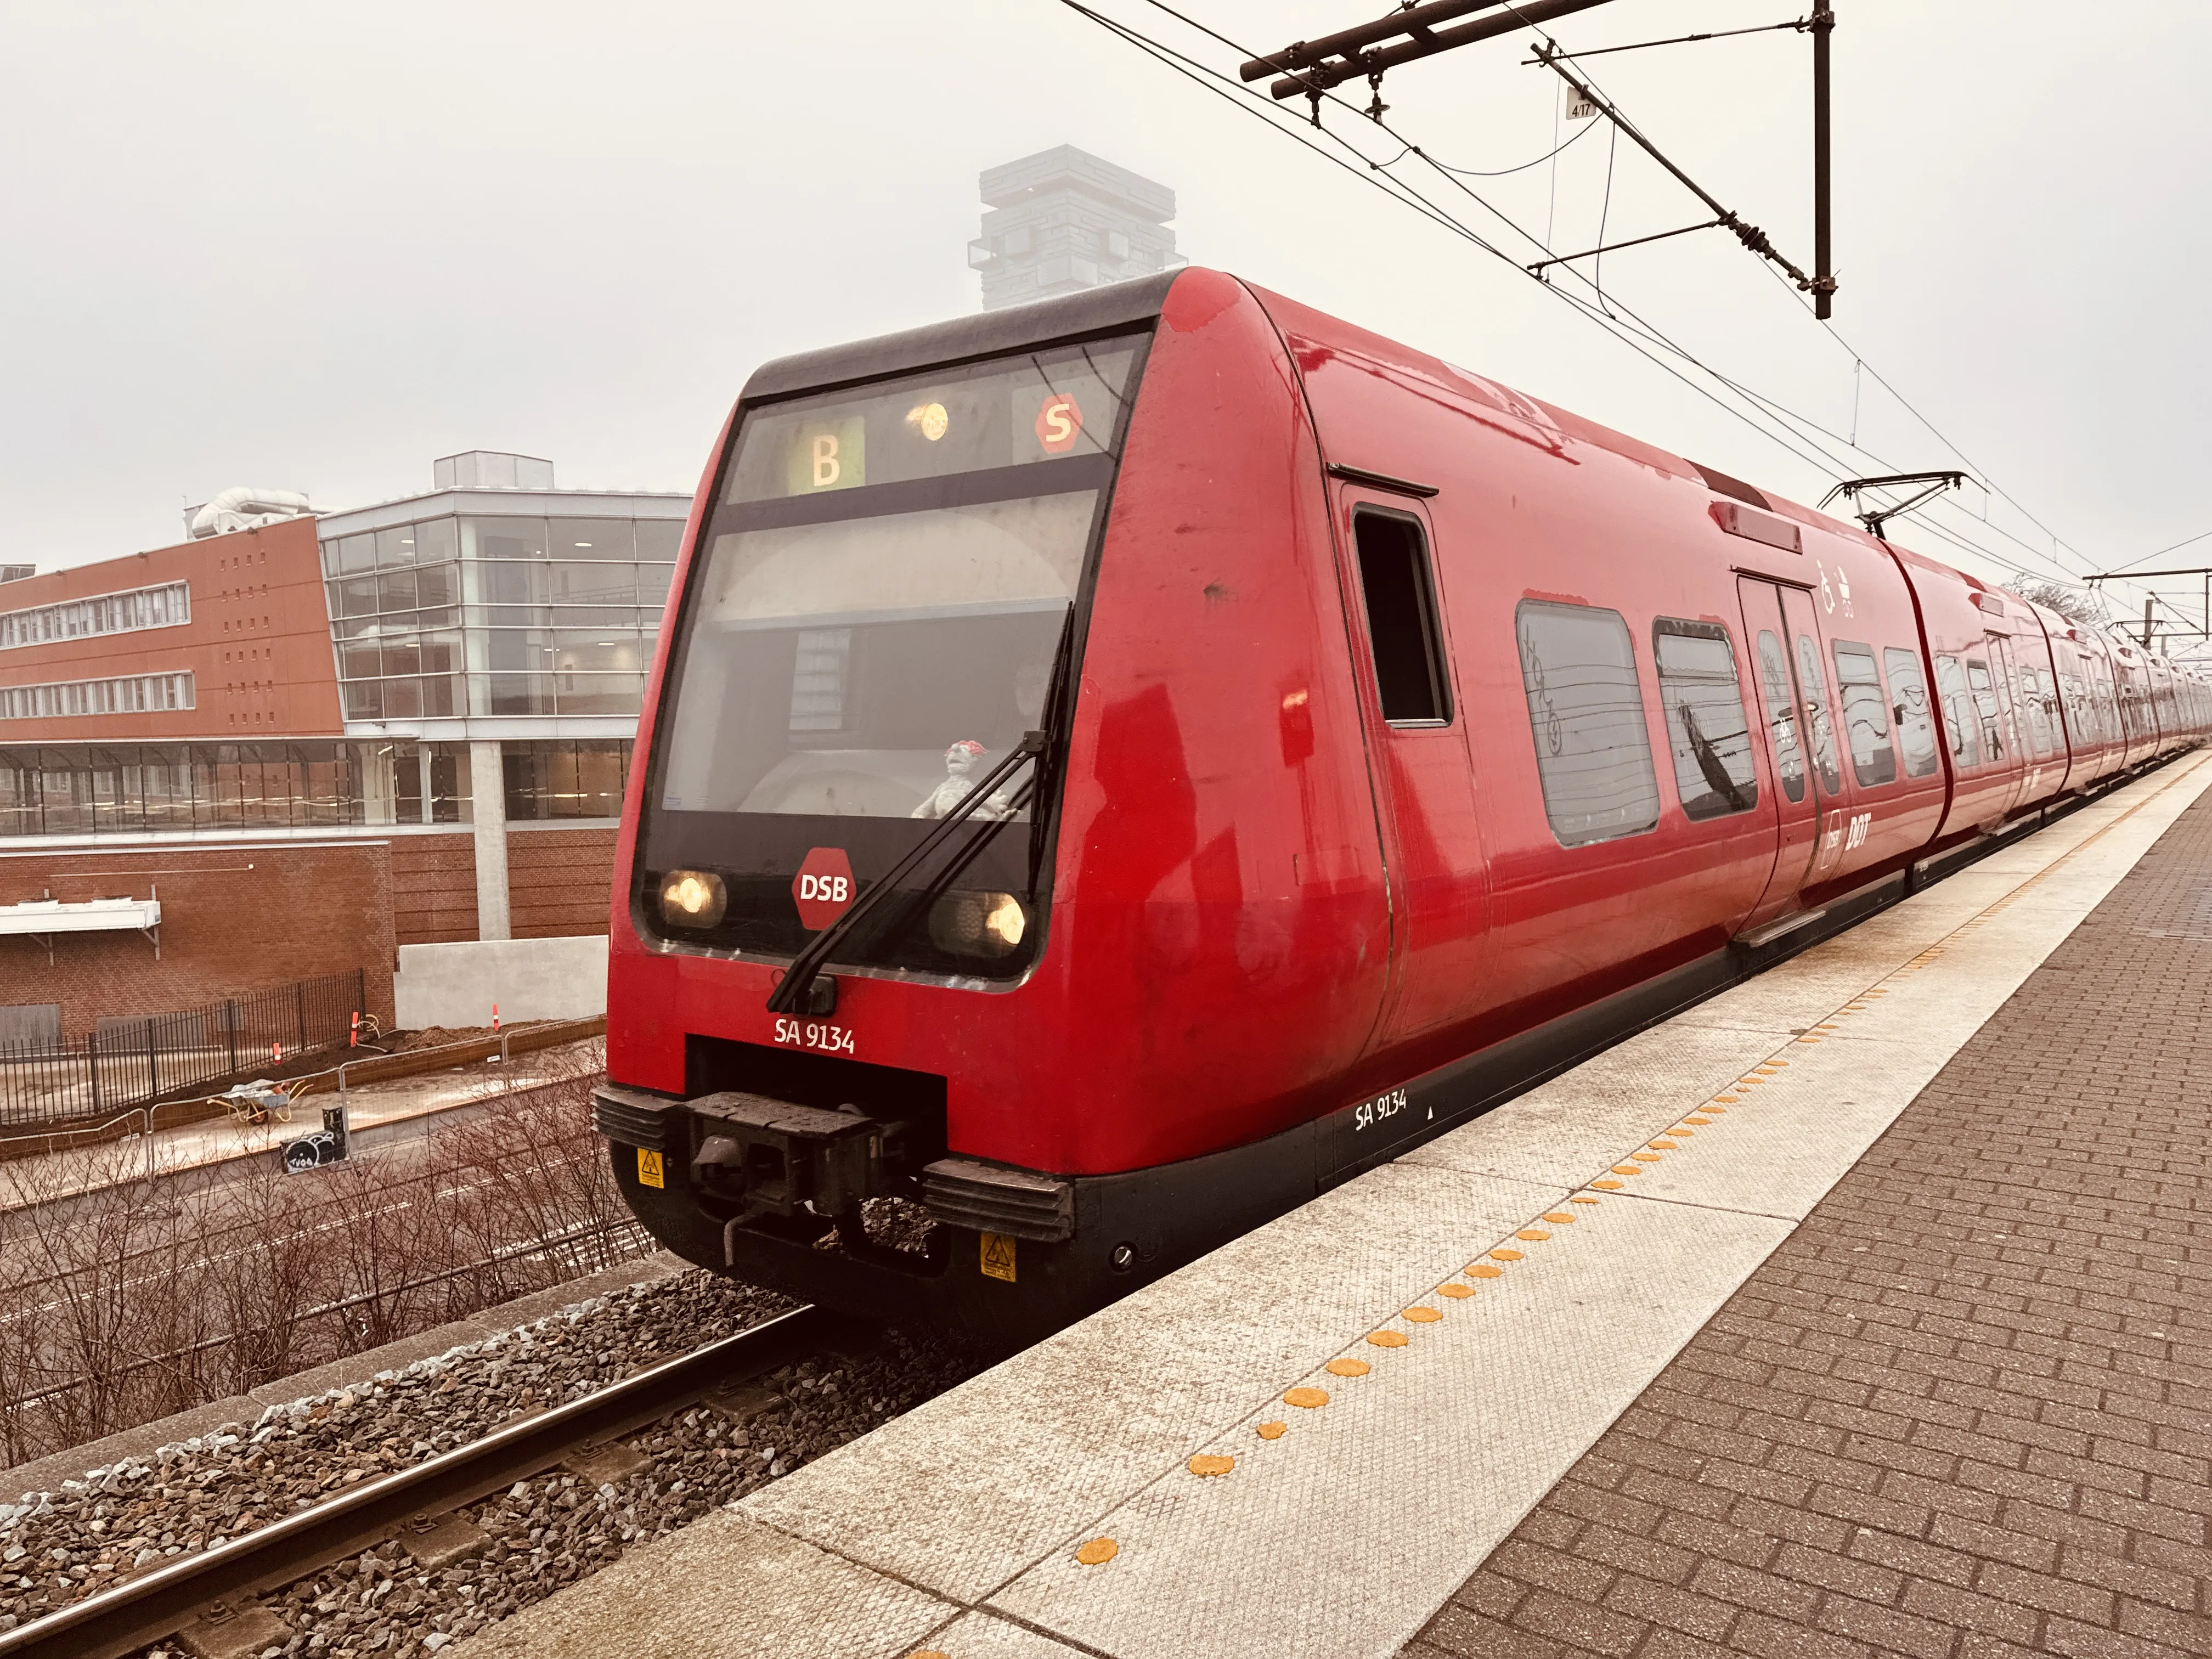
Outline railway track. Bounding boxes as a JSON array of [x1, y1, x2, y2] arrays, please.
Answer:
[[0, 1302, 837, 1659]]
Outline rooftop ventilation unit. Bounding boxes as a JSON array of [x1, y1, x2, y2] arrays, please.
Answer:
[[187, 488, 319, 540]]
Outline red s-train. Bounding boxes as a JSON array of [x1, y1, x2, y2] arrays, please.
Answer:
[[595, 268, 2207, 1344]]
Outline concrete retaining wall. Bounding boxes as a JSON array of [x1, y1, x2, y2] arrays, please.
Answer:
[[393, 935, 608, 1029]]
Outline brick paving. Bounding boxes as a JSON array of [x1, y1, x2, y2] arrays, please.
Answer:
[[1407, 794, 2212, 1659]]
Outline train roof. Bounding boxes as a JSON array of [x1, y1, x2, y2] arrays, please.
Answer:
[[738, 266, 2072, 637]]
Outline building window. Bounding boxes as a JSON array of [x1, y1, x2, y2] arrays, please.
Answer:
[[323, 514, 674, 722], [1652, 619, 1757, 819], [788, 629, 853, 732], [0, 582, 190, 650], [502, 739, 632, 821], [1515, 600, 1660, 847], [0, 741, 422, 835], [0, 672, 195, 721]]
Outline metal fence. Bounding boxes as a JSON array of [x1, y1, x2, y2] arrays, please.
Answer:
[[0, 969, 369, 1130]]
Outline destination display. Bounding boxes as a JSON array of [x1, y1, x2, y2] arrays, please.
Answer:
[[724, 338, 1142, 504]]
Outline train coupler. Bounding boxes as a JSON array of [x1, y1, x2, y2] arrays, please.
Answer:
[[686, 1091, 902, 1221]]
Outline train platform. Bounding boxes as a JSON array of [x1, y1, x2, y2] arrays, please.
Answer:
[[459, 753, 2212, 1659]]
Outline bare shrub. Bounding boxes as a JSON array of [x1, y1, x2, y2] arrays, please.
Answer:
[[0, 1070, 651, 1470]]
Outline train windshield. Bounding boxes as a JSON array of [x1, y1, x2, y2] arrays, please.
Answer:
[[640, 334, 1147, 979]]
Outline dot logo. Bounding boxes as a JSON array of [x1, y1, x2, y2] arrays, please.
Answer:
[[792, 847, 857, 930], [1035, 393, 1084, 454]]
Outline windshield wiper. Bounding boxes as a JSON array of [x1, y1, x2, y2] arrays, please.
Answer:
[[765, 731, 1044, 1016], [1025, 604, 1080, 899]]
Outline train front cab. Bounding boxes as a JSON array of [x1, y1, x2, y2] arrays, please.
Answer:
[[597, 271, 1430, 1345]]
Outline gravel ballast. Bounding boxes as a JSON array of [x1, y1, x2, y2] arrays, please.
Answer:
[[0, 1268, 979, 1656]]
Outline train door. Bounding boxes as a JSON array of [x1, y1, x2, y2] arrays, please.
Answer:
[[2005, 635, 2058, 804], [1338, 495, 1490, 1047], [1979, 636, 2028, 820], [1778, 584, 1853, 885], [1735, 577, 1823, 917]]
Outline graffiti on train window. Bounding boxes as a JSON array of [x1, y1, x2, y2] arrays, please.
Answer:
[[1792, 634, 1846, 795], [1882, 648, 1940, 778], [1515, 600, 1660, 848], [1754, 630, 1806, 804], [1831, 641, 1897, 788]]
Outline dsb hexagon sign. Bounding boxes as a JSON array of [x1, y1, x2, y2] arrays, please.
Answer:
[[792, 847, 856, 930]]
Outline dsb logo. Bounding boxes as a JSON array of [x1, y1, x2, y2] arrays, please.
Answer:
[[792, 848, 857, 930]]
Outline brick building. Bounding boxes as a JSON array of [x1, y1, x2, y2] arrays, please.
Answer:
[[0, 455, 691, 1035]]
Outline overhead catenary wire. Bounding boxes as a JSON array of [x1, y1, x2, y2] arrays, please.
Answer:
[[1080, 0, 2148, 607], [2100, 525, 2212, 577], [1070, 0, 1866, 494]]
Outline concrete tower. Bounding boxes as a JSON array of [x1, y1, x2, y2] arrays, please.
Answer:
[[969, 146, 1182, 312]]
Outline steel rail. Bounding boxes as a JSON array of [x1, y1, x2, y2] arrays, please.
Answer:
[[0, 1302, 836, 1659]]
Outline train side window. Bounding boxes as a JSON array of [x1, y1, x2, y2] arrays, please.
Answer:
[[1966, 658, 2005, 758], [1882, 648, 1940, 777], [2019, 664, 2057, 758], [1830, 641, 1897, 787], [1934, 653, 1979, 766], [1754, 630, 1805, 803], [1352, 510, 1451, 725], [1515, 600, 1660, 847], [1792, 633, 1846, 795], [1652, 619, 1757, 819]]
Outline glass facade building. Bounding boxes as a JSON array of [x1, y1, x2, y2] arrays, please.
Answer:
[[0, 737, 636, 836], [0, 455, 689, 883], [321, 514, 679, 723]]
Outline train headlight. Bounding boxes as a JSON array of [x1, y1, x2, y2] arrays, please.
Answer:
[[658, 869, 727, 929], [929, 890, 1026, 958]]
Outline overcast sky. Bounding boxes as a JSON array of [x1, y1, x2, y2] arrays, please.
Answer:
[[2, 1, 2205, 636]]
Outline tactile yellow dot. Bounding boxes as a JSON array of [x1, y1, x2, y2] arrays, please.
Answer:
[[1797, 1036, 1821, 1044], [1669, 1127, 1695, 1137], [1632, 1153, 1662, 1163], [1610, 1165, 1641, 1176], [1544, 1212, 1576, 1223], [1466, 1262, 1504, 1277], [1438, 1282, 1475, 1297], [1255, 1421, 1286, 1440], [1284, 1386, 1329, 1409], [909, 1651, 950, 1659], [1572, 1193, 1602, 1203], [1368, 1329, 1409, 1347], [1685, 1116, 1712, 1125], [1490, 1248, 1524, 1261], [1702, 1106, 1727, 1115], [1188, 1453, 1234, 1477], [1649, 1141, 1678, 1151], [1714, 1094, 1740, 1102], [1327, 1357, 1371, 1376], [1517, 1228, 1551, 1241], [1404, 1306, 1443, 1323], [1767, 1060, 1790, 1068], [1586, 1182, 1618, 1192], [1076, 1538, 1118, 1566]]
